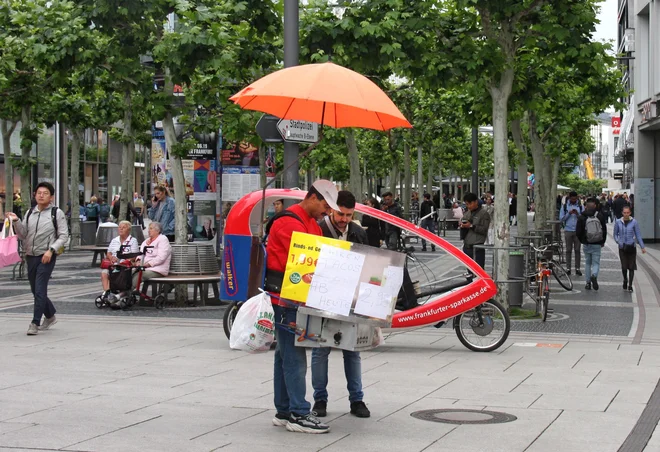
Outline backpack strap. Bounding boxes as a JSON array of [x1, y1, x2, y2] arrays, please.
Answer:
[[263, 210, 304, 243], [51, 206, 59, 239]]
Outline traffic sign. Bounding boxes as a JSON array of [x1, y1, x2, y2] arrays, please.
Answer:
[[277, 119, 319, 143], [256, 114, 284, 143]]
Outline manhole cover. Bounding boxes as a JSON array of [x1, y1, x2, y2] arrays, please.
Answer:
[[411, 409, 517, 425]]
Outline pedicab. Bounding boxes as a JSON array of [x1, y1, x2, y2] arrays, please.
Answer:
[[222, 62, 509, 352]]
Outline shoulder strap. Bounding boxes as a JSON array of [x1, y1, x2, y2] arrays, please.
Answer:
[[263, 210, 304, 242], [323, 215, 339, 239], [51, 206, 59, 239]]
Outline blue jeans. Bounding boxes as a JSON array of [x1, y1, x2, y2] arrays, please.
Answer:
[[272, 304, 310, 416], [421, 218, 436, 250], [583, 244, 602, 282], [26, 255, 57, 326], [311, 347, 363, 403]]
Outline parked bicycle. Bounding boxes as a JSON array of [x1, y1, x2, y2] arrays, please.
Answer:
[[524, 244, 571, 322]]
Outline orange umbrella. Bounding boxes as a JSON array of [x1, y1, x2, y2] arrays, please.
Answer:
[[229, 62, 412, 131]]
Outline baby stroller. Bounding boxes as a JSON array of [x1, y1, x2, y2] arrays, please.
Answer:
[[95, 246, 166, 310]]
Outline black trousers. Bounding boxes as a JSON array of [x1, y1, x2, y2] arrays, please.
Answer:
[[463, 246, 485, 269]]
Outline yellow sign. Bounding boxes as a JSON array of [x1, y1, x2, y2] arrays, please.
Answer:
[[280, 232, 351, 302]]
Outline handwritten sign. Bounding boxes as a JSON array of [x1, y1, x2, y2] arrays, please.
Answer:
[[383, 265, 404, 297], [281, 232, 351, 303], [354, 282, 395, 320], [305, 245, 365, 316]]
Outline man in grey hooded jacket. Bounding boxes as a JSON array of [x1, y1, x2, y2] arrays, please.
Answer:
[[6, 182, 69, 335]]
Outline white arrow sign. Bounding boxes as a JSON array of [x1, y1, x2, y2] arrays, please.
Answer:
[[277, 119, 319, 143]]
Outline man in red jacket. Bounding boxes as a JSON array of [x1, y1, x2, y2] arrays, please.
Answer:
[[266, 179, 339, 434]]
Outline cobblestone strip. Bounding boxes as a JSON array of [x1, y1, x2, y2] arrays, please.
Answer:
[[618, 378, 660, 452]]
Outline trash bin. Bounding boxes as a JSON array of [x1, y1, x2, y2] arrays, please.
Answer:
[[509, 251, 525, 307], [80, 221, 97, 246]]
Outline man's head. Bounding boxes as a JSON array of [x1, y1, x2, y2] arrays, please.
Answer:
[[273, 199, 284, 214], [330, 191, 357, 232], [303, 179, 339, 220], [35, 182, 55, 208], [568, 191, 578, 204], [463, 192, 479, 211], [586, 198, 597, 210], [381, 192, 393, 206], [423, 193, 431, 201]]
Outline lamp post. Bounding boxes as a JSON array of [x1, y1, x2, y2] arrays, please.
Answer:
[[283, 0, 299, 189], [471, 127, 479, 195]]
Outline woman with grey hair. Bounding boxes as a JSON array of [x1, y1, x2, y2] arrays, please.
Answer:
[[131, 221, 172, 295], [101, 221, 139, 301]]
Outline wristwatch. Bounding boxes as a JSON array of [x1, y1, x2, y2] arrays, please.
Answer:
[[49, 247, 56, 254]]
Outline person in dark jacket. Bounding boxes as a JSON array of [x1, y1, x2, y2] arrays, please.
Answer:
[[576, 198, 608, 291], [361, 198, 384, 248], [380, 191, 403, 250], [612, 194, 629, 220], [111, 199, 139, 224], [313, 190, 371, 419], [599, 194, 611, 223], [461, 192, 491, 269], [419, 193, 436, 252]]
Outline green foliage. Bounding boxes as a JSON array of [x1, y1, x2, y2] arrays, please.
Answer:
[[559, 174, 607, 196]]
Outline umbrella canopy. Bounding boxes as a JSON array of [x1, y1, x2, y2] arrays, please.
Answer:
[[230, 62, 412, 131]]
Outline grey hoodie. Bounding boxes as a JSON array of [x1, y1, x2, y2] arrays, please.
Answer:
[[13, 206, 69, 256]]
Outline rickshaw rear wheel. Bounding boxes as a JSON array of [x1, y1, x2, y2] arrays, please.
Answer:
[[223, 301, 241, 339], [454, 299, 510, 352]]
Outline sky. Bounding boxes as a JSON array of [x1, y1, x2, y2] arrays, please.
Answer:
[[594, 0, 619, 45]]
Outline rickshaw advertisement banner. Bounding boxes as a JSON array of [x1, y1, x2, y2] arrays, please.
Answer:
[[281, 232, 405, 321]]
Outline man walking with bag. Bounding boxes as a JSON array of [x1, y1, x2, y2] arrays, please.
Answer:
[[6, 182, 69, 335], [576, 198, 607, 291], [561, 191, 583, 276]]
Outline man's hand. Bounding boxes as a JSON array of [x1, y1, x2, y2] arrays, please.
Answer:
[[642, 248, 647, 254], [5, 212, 18, 222], [42, 250, 53, 264], [461, 221, 472, 229]]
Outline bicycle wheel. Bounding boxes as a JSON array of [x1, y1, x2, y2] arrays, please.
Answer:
[[222, 301, 241, 339], [541, 276, 550, 322], [454, 299, 510, 352], [551, 260, 573, 291]]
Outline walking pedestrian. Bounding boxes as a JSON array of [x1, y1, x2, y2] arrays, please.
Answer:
[[362, 198, 384, 248], [85, 196, 100, 227], [265, 179, 338, 434], [599, 194, 611, 223], [380, 192, 403, 250], [420, 193, 436, 252], [312, 190, 371, 419], [6, 182, 69, 335], [560, 191, 583, 276], [576, 198, 607, 290], [613, 205, 646, 292], [612, 194, 628, 220], [483, 195, 495, 246], [460, 192, 490, 269]]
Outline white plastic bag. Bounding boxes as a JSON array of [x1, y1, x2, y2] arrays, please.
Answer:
[[229, 291, 275, 353]]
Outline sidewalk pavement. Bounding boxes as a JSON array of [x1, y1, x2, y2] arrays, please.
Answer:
[[2, 224, 660, 451]]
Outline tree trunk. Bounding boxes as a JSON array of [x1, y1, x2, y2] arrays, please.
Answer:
[[19, 106, 33, 208], [345, 128, 362, 196], [1, 120, 17, 214], [527, 111, 553, 229], [550, 156, 561, 220], [417, 145, 423, 195], [452, 171, 458, 200], [490, 67, 514, 309], [426, 157, 434, 197], [511, 119, 528, 236], [362, 159, 368, 199], [119, 90, 135, 223], [389, 162, 398, 195], [69, 129, 82, 246], [259, 144, 266, 189], [403, 142, 412, 218]]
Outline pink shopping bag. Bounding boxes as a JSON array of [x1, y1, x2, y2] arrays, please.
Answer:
[[0, 218, 22, 269]]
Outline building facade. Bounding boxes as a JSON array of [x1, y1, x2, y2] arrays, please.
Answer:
[[633, 0, 660, 241]]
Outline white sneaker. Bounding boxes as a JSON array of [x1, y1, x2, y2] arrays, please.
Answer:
[[27, 323, 38, 335], [39, 315, 57, 331]]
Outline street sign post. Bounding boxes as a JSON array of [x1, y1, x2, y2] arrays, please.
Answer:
[[277, 119, 319, 143], [256, 114, 284, 143]]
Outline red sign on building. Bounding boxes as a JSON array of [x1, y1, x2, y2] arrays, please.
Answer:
[[612, 117, 621, 135]]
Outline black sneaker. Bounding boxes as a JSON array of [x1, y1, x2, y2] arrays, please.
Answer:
[[312, 400, 327, 417], [591, 275, 599, 291], [272, 412, 289, 427], [566, 269, 571, 276], [628, 286, 634, 292], [286, 413, 330, 434], [585, 282, 591, 290], [623, 281, 628, 290], [575, 269, 583, 276], [350, 401, 371, 418]]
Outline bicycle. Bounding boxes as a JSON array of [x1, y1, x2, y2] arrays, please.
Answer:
[[524, 244, 553, 321]]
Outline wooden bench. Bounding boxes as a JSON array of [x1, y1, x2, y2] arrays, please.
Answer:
[[144, 273, 221, 306], [75, 245, 108, 266]]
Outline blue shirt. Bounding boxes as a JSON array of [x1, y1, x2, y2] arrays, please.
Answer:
[[561, 202, 583, 232]]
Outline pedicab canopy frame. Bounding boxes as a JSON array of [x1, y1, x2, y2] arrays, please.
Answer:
[[224, 62, 497, 329]]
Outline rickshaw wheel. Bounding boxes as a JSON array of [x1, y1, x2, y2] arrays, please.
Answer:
[[95, 296, 105, 308], [454, 299, 510, 352], [223, 301, 241, 339], [154, 295, 166, 310]]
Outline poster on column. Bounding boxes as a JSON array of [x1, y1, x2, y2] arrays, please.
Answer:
[[220, 141, 274, 202], [151, 126, 218, 241]]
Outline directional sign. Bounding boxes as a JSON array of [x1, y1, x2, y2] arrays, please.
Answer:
[[256, 114, 284, 143], [277, 119, 319, 143]]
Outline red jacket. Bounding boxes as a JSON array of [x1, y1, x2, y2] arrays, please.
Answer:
[[266, 204, 322, 305]]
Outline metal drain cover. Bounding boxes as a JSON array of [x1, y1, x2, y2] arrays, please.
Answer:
[[411, 409, 517, 425]]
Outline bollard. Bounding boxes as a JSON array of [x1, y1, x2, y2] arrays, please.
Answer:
[[508, 251, 525, 307]]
